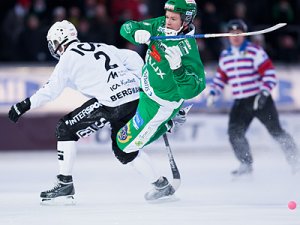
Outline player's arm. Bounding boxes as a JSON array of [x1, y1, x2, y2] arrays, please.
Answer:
[[210, 67, 228, 95], [119, 49, 144, 79], [8, 65, 67, 123], [165, 41, 206, 100], [206, 53, 229, 107], [120, 17, 163, 45], [253, 48, 277, 110], [107, 45, 144, 79], [255, 48, 277, 92]]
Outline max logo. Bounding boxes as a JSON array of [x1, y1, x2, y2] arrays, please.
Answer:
[[117, 122, 132, 143], [150, 45, 161, 62]]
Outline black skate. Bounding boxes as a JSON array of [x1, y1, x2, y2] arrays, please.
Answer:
[[231, 163, 253, 176], [144, 176, 175, 201], [40, 174, 75, 205]]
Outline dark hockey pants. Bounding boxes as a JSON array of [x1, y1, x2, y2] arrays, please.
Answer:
[[56, 98, 139, 164], [228, 95, 298, 165]]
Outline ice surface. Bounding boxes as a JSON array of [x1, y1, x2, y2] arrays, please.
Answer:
[[0, 147, 299, 225]]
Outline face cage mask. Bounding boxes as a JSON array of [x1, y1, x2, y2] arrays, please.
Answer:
[[48, 40, 61, 60], [48, 37, 72, 60]]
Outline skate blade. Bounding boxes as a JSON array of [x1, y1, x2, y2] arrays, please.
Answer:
[[231, 173, 253, 182], [40, 195, 76, 206], [146, 194, 179, 204]]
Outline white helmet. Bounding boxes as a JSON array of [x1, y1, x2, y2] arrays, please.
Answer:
[[47, 20, 78, 60]]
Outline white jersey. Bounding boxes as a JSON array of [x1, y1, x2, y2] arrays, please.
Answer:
[[30, 42, 144, 108]]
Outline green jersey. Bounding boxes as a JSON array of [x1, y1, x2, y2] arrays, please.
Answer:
[[120, 16, 206, 107]]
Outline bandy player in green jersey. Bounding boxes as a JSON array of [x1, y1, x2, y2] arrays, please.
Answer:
[[116, 0, 206, 199]]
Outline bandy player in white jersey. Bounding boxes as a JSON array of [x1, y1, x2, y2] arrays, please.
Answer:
[[8, 20, 184, 204]]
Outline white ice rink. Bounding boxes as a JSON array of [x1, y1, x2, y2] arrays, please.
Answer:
[[0, 146, 299, 225]]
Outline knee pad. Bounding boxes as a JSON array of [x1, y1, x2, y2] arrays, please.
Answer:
[[112, 143, 138, 164], [56, 119, 78, 141]]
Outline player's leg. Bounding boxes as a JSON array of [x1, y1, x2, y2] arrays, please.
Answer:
[[228, 98, 254, 176], [115, 93, 180, 200], [255, 97, 300, 173], [109, 99, 161, 189], [116, 93, 180, 153], [40, 98, 108, 204]]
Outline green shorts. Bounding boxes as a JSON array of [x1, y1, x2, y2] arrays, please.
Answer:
[[116, 92, 181, 153]]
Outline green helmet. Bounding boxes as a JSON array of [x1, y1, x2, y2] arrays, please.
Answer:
[[164, 0, 197, 24]]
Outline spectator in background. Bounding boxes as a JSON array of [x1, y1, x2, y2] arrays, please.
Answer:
[[29, 0, 48, 25], [77, 18, 93, 42], [110, 0, 142, 48], [110, 0, 142, 22], [229, 1, 254, 31], [276, 33, 299, 63], [233, 1, 247, 20], [17, 14, 48, 62], [0, 0, 299, 62], [138, 0, 150, 20], [272, 0, 294, 23], [193, 16, 214, 63], [46, 0, 73, 13], [200, 1, 222, 61], [244, 0, 264, 24], [1, 1, 30, 61], [89, 3, 116, 45], [52, 6, 66, 23], [147, 0, 164, 17], [83, 0, 98, 19], [68, 5, 82, 28], [206, 19, 300, 176]]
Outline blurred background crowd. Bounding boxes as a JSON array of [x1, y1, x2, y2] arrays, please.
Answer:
[[0, 0, 299, 64]]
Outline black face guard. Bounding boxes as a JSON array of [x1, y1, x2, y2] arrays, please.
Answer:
[[48, 41, 60, 60], [47, 39, 70, 60]]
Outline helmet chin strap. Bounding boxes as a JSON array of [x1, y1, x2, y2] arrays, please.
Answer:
[[54, 38, 70, 57], [163, 25, 184, 36], [163, 19, 191, 36], [56, 45, 65, 57]]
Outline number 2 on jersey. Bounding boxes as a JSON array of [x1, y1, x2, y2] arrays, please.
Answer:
[[70, 43, 119, 71]]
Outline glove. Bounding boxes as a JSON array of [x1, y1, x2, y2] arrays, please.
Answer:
[[165, 46, 182, 70], [206, 90, 217, 107], [253, 90, 269, 110], [134, 30, 151, 44], [8, 98, 31, 123]]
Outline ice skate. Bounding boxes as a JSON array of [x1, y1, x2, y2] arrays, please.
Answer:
[[144, 176, 175, 201], [40, 174, 75, 205], [231, 163, 253, 176]]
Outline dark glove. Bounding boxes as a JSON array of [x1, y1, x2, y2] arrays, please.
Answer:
[[8, 98, 31, 123], [253, 91, 269, 110]]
